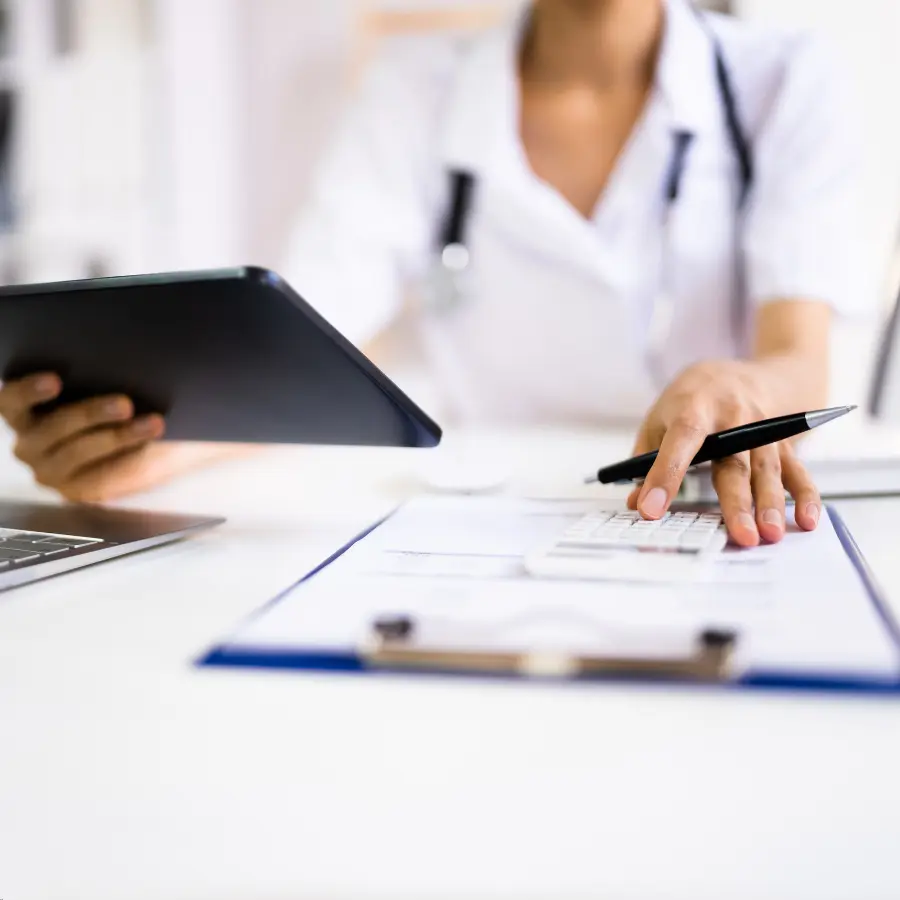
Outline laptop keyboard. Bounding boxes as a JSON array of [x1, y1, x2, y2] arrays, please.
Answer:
[[0, 528, 103, 567]]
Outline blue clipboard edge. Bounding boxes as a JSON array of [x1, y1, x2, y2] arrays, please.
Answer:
[[196, 504, 900, 696]]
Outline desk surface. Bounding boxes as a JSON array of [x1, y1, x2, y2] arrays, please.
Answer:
[[2, 426, 900, 900]]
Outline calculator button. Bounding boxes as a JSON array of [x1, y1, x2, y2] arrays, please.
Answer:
[[585, 515, 614, 526]]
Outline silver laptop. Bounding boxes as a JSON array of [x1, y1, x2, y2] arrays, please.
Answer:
[[0, 500, 223, 592]]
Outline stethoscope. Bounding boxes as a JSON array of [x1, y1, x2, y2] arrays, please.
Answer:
[[425, 14, 754, 388]]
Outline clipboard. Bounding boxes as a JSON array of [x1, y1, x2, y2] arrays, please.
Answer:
[[198, 504, 900, 696]]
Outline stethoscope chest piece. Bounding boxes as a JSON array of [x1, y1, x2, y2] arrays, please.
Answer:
[[424, 241, 472, 315]]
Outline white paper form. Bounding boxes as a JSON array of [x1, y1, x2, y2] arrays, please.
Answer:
[[217, 497, 900, 681]]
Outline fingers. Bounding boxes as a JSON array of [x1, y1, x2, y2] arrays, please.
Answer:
[[35, 415, 165, 485], [58, 441, 260, 504], [52, 444, 155, 504], [780, 443, 821, 531], [635, 413, 710, 520], [749, 444, 786, 543], [0, 375, 170, 503], [630, 442, 817, 544], [0, 373, 62, 430], [15, 394, 135, 458], [711, 452, 759, 547]]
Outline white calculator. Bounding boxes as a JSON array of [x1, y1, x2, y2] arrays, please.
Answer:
[[524, 507, 729, 583]]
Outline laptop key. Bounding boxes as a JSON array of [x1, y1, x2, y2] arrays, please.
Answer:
[[32, 537, 97, 548], [0, 539, 62, 553], [0, 547, 40, 562]]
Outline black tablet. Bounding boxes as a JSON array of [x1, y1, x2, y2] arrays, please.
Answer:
[[0, 267, 442, 447]]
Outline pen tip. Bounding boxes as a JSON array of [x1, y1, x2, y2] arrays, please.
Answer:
[[806, 406, 857, 429]]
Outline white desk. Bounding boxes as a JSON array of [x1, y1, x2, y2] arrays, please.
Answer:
[[2, 426, 900, 900]]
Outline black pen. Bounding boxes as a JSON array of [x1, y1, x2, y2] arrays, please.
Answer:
[[585, 406, 856, 485]]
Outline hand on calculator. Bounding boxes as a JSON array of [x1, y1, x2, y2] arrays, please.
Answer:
[[627, 360, 823, 547]]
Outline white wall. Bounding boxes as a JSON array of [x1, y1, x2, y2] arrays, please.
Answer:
[[14, 0, 152, 281], [241, 0, 352, 269], [147, 0, 357, 272], [150, 0, 246, 271]]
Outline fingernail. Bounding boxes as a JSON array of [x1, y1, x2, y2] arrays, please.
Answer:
[[105, 398, 131, 418], [738, 512, 757, 533], [132, 416, 161, 437], [762, 508, 783, 530], [640, 487, 668, 519], [806, 503, 820, 526], [34, 376, 59, 396]]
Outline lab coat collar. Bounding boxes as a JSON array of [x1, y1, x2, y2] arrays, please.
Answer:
[[438, 0, 721, 175], [437, 7, 523, 176], [657, 0, 722, 137]]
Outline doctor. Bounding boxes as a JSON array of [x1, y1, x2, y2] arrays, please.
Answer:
[[0, 0, 869, 547]]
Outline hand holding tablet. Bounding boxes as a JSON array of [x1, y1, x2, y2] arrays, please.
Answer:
[[0, 268, 442, 500]]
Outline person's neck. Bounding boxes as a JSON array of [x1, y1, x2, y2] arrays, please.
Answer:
[[521, 0, 665, 90]]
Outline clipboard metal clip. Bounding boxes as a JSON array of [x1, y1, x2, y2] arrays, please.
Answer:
[[363, 616, 739, 683]]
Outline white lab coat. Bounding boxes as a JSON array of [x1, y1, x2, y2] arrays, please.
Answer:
[[282, 0, 871, 426]]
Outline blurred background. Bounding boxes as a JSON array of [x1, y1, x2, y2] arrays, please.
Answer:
[[3, 0, 900, 402]]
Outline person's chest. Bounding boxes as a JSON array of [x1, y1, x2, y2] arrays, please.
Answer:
[[518, 79, 653, 220], [415, 97, 744, 422]]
